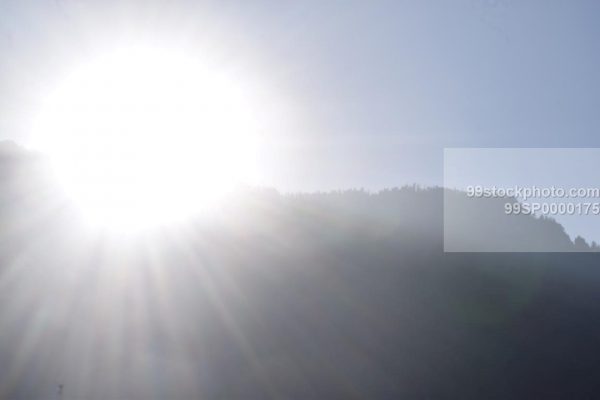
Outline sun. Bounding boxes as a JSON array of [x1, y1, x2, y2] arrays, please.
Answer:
[[31, 45, 260, 231]]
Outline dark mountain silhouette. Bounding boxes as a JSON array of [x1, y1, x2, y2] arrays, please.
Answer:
[[1, 141, 600, 399]]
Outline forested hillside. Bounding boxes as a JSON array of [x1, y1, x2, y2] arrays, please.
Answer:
[[1, 142, 600, 399]]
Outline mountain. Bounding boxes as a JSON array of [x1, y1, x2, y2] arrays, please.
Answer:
[[0, 141, 600, 399]]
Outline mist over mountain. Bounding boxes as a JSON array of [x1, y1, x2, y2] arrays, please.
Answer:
[[1, 141, 600, 399]]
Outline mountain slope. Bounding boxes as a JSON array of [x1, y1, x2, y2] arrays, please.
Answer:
[[0, 142, 599, 399]]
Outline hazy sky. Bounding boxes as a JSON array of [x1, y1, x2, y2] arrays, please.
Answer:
[[1, 0, 600, 191]]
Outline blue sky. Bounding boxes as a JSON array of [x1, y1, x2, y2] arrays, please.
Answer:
[[1, 0, 600, 190]]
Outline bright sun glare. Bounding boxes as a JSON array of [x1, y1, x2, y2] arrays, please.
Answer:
[[32, 45, 259, 231]]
